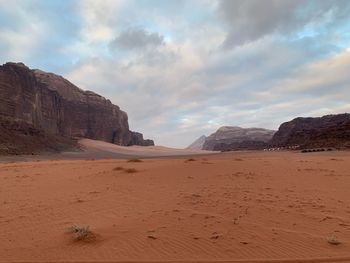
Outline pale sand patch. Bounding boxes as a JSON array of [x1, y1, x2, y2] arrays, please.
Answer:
[[0, 138, 215, 163], [77, 138, 213, 156], [0, 151, 350, 262]]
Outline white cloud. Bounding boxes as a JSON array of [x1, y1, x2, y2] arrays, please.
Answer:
[[77, 0, 126, 43], [0, 2, 48, 62], [271, 48, 350, 96]]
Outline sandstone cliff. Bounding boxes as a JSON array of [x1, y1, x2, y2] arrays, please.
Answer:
[[0, 62, 153, 154], [186, 135, 206, 150], [270, 114, 350, 148], [202, 126, 275, 151]]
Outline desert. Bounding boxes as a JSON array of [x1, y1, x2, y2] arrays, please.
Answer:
[[1, 148, 350, 262], [2, 1, 350, 262]]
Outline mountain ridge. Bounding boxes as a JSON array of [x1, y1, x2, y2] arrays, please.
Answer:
[[186, 135, 206, 150], [271, 113, 350, 148], [202, 126, 276, 151]]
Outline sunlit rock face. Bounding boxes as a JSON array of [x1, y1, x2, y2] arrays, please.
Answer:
[[0, 62, 153, 154], [271, 114, 350, 149], [203, 126, 275, 151]]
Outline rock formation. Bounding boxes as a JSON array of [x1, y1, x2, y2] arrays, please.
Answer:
[[202, 126, 275, 151], [270, 114, 350, 148], [0, 62, 153, 154], [186, 135, 206, 150]]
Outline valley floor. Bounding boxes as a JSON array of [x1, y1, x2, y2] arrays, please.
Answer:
[[0, 151, 350, 262]]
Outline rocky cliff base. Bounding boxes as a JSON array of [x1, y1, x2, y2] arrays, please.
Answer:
[[0, 116, 78, 155]]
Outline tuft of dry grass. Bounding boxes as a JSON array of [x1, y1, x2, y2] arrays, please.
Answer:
[[113, 166, 138, 173], [113, 166, 124, 171], [124, 168, 138, 173], [327, 235, 341, 245], [127, 159, 143, 163], [185, 158, 196, 162], [68, 225, 96, 241]]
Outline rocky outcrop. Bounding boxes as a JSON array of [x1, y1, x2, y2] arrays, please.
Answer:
[[202, 126, 275, 151], [186, 135, 206, 150], [0, 62, 153, 154], [0, 116, 78, 155], [129, 132, 154, 146], [270, 114, 350, 148]]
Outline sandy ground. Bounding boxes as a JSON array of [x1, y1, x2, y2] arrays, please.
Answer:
[[1, 151, 350, 262]]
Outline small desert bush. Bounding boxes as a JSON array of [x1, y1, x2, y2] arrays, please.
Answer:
[[127, 159, 143, 163], [68, 225, 95, 241], [185, 158, 196, 162], [113, 166, 138, 173], [327, 235, 341, 245], [302, 148, 326, 153], [113, 166, 124, 171], [124, 168, 138, 173]]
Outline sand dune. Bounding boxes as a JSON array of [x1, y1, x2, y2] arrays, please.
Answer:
[[1, 151, 349, 262], [60, 138, 214, 160], [77, 138, 213, 156], [0, 138, 214, 163]]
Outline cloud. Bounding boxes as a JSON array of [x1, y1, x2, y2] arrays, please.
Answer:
[[219, 0, 304, 47], [110, 27, 164, 51], [270, 48, 350, 98], [0, 1, 81, 70], [77, 0, 125, 43], [218, 0, 350, 48], [66, 34, 350, 147], [2, 0, 350, 147]]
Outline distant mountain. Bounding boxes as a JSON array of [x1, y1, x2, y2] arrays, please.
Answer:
[[186, 135, 206, 150], [0, 62, 153, 155], [202, 126, 276, 151], [271, 113, 350, 149]]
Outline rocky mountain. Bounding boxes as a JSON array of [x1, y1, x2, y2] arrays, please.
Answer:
[[270, 114, 350, 148], [0, 62, 153, 155], [186, 135, 206, 150], [202, 126, 276, 151]]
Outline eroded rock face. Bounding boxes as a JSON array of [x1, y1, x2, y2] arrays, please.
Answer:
[[202, 126, 275, 151], [129, 132, 155, 146], [186, 135, 206, 150], [270, 114, 350, 148], [0, 62, 153, 154]]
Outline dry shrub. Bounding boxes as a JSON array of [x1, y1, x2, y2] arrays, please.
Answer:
[[68, 225, 95, 241], [124, 168, 138, 173], [113, 166, 124, 171], [185, 158, 196, 162], [327, 235, 341, 245], [127, 159, 143, 163]]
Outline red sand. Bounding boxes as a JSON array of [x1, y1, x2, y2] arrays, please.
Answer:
[[1, 151, 350, 262]]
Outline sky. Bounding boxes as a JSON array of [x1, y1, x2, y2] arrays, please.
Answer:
[[1, 0, 350, 148]]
